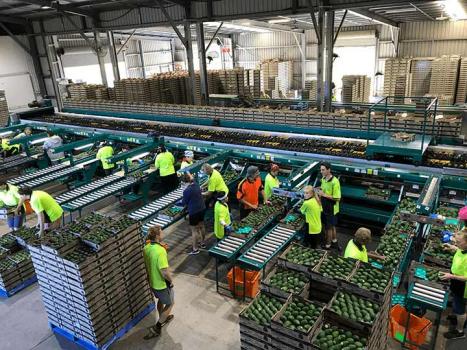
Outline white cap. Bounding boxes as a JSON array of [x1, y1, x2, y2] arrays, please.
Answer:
[[184, 150, 194, 157]]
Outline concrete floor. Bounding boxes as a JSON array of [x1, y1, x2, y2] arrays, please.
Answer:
[[0, 187, 466, 350]]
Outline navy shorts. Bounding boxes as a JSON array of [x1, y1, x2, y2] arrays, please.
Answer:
[[452, 294, 466, 315], [153, 287, 174, 306], [189, 210, 205, 226], [322, 213, 338, 228]]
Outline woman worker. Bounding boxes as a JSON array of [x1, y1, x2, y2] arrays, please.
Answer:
[[299, 185, 322, 249], [344, 227, 384, 263], [16, 187, 63, 237], [264, 164, 280, 201], [180, 150, 194, 170], [214, 191, 231, 241], [154, 145, 178, 193], [0, 182, 24, 231]]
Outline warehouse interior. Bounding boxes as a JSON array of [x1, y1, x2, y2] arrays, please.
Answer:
[[0, 1, 466, 350]]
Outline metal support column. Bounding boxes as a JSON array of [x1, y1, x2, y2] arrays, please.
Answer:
[[94, 29, 108, 86], [42, 31, 62, 110], [138, 40, 146, 79], [184, 22, 197, 105], [170, 38, 176, 71], [324, 10, 334, 112], [196, 22, 209, 105], [107, 30, 120, 82], [301, 33, 306, 90], [230, 35, 236, 68], [316, 5, 325, 111]]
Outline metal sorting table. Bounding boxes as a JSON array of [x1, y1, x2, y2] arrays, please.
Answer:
[[55, 175, 121, 205], [20, 166, 81, 189], [238, 225, 297, 270], [8, 163, 70, 185], [128, 188, 184, 223], [62, 178, 137, 213]]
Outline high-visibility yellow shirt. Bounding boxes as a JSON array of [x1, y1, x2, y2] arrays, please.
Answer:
[[143, 243, 169, 290], [451, 249, 467, 298], [0, 185, 20, 207], [96, 146, 115, 170], [208, 169, 229, 194], [321, 176, 341, 215], [214, 201, 231, 239], [264, 173, 280, 200], [30, 190, 63, 223], [344, 239, 368, 263], [155, 151, 175, 177], [300, 197, 322, 234], [180, 160, 193, 170]]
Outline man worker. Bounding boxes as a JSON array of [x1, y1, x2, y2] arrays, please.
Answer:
[[43, 131, 65, 165], [96, 141, 115, 176], [264, 163, 280, 201], [13, 127, 32, 140], [143, 225, 175, 339], [317, 162, 341, 250], [201, 163, 229, 205], [237, 165, 268, 219], [154, 144, 178, 193], [440, 229, 467, 340], [16, 187, 63, 237]]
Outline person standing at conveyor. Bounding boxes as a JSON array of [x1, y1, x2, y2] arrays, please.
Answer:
[[440, 229, 467, 340], [201, 163, 229, 206], [237, 165, 268, 220], [143, 225, 175, 340], [264, 163, 280, 201], [13, 127, 32, 140], [299, 186, 322, 249], [15, 187, 63, 237], [344, 227, 385, 263], [0, 182, 24, 231], [43, 131, 65, 165], [154, 144, 178, 193], [317, 162, 341, 250], [181, 173, 206, 255], [96, 141, 115, 176], [459, 206, 467, 229], [214, 191, 231, 241], [180, 150, 194, 170]]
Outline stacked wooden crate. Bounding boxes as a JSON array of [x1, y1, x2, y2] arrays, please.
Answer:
[[455, 57, 467, 104], [277, 61, 293, 94], [260, 59, 279, 93], [383, 58, 411, 103], [245, 69, 261, 98], [408, 59, 432, 98], [0, 90, 9, 126], [305, 80, 317, 100], [342, 76, 371, 103], [429, 55, 461, 105]]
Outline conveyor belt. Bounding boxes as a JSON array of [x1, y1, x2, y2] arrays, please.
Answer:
[[209, 235, 248, 260], [55, 174, 122, 204], [62, 178, 137, 211], [238, 225, 297, 270], [8, 163, 70, 185], [0, 155, 34, 171], [20, 166, 81, 189], [128, 188, 185, 222]]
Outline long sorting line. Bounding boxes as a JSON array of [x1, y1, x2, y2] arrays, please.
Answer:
[[0, 155, 34, 172], [55, 175, 122, 205], [8, 163, 70, 185], [62, 178, 137, 211], [238, 225, 297, 270], [209, 235, 247, 259], [20, 166, 81, 189]]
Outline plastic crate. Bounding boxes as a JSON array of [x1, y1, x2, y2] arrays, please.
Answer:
[[390, 304, 432, 349], [227, 266, 261, 299]]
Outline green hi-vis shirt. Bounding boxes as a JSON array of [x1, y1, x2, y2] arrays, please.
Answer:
[[451, 249, 467, 298], [143, 243, 169, 290], [321, 176, 341, 215], [208, 169, 229, 195], [1, 138, 20, 152], [30, 190, 63, 222], [214, 201, 231, 239], [300, 197, 322, 234], [264, 173, 280, 200], [344, 239, 368, 263], [180, 160, 193, 170], [155, 151, 175, 177], [96, 146, 115, 170], [0, 185, 20, 207]]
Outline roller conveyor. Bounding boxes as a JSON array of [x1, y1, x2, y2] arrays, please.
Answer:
[[20, 166, 81, 189], [209, 235, 247, 260], [128, 187, 185, 222], [55, 174, 122, 204], [8, 163, 70, 185], [62, 178, 137, 211], [0, 155, 35, 172], [238, 225, 297, 270]]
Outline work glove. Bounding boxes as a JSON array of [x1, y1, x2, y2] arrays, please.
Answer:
[[225, 225, 233, 233]]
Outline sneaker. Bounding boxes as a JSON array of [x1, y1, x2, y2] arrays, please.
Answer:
[[444, 329, 465, 340], [200, 242, 207, 249], [188, 250, 200, 256], [323, 245, 331, 250]]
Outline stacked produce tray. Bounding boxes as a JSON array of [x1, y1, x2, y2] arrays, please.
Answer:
[[238, 225, 297, 270], [7, 163, 70, 186], [55, 174, 122, 205], [20, 165, 81, 189], [28, 215, 154, 349], [309, 253, 358, 288], [128, 187, 184, 222], [62, 178, 137, 212], [261, 265, 309, 300], [277, 243, 326, 273]]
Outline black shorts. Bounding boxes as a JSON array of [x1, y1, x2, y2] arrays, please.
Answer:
[[322, 212, 338, 228], [452, 294, 466, 315], [189, 210, 205, 226]]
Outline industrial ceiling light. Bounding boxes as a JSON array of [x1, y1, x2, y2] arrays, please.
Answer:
[[40, 5, 52, 9], [441, 0, 467, 20], [268, 18, 291, 24], [383, 8, 417, 14]]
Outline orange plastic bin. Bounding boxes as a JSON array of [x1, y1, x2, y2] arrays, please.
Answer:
[[227, 267, 260, 298], [390, 304, 432, 349]]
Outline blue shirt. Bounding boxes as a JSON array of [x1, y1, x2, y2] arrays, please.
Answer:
[[182, 183, 206, 216]]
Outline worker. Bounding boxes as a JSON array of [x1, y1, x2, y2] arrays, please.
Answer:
[[0, 182, 23, 231], [317, 162, 341, 250], [43, 131, 64, 165], [214, 191, 231, 241], [201, 163, 228, 205], [299, 185, 322, 249], [143, 225, 175, 340], [459, 206, 467, 229], [16, 187, 63, 237], [180, 173, 206, 255], [440, 229, 467, 340], [180, 150, 194, 170], [264, 163, 280, 201], [13, 127, 32, 140], [344, 227, 385, 263], [1, 137, 21, 157], [236, 165, 268, 219], [154, 144, 178, 193], [96, 141, 115, 176]]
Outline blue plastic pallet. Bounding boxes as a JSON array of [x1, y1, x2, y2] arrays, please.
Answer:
[[0, 275, 37, 298], [49, 303, 155, 350]]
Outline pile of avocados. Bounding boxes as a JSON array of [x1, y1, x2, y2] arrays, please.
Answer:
[[350, 264, 392, 293], [279, 299, 322, 334], [318, 255, 355, 280], [283, 245, 325, 269], [242, 293, 284, 326], [268, 268, 308, 294], [314, 324, 367, 350], [330, 291, 379, 324]]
